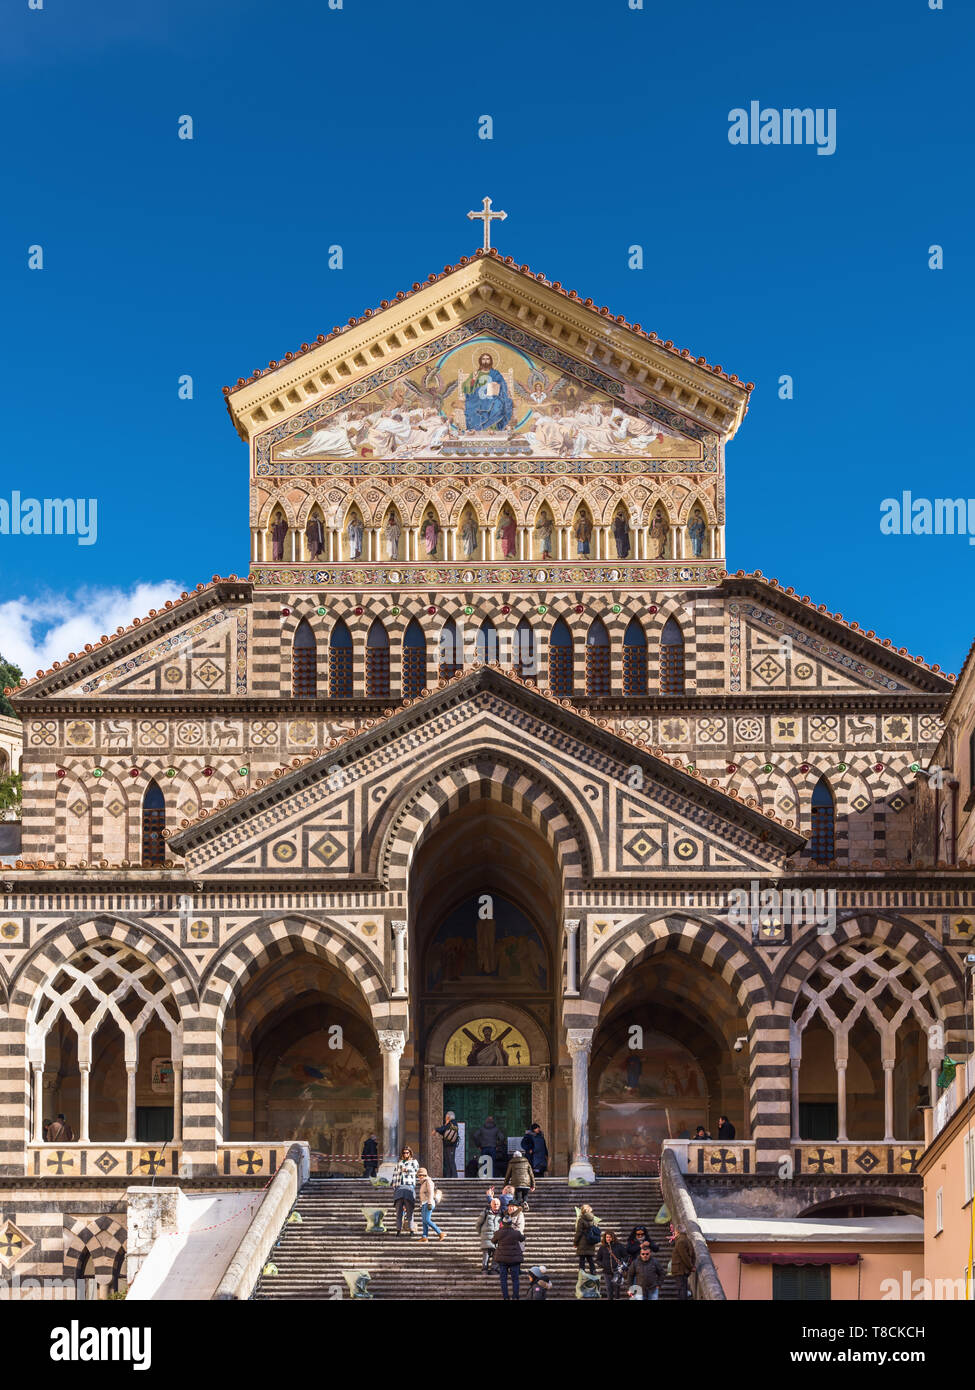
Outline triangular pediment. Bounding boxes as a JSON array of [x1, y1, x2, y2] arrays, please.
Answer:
[[169, 668, 804, 880], [266, 316, 709, 469]]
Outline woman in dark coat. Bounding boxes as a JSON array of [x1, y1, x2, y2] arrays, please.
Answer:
[[596, 1229, 627, 1300], [491, 1218, 526, 1301], [625, 1224, 657, 1259]]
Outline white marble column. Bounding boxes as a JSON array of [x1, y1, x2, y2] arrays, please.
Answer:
[[883, 1058, 895, 1141], [32, 1064, 45, 1143], [835, 1059, 848, 1141], [79, 1062, 91, 1144], [566, 1028, 596, 1184], [564, 919, 581, 997], [391, 920, 408, 998], [377, 1029, 407, 1179], [125, 1063, 138, 1144]]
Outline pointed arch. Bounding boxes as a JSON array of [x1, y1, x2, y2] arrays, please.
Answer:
[[548, 616, 573, 697], [329, 617, 353, 697], [292, 618, 318, 698], [402, 617, 427, 698], [810, 776, 835, 864], [585, 617, 610, 697], [439, 618, 461, 679], [515, 615, 535, 679], [476, 616, 498, 665], [660, 616, 685, 695], [365, 618, 390, 697], [141, 779, 166, 866], [622, 617, 648, 696]]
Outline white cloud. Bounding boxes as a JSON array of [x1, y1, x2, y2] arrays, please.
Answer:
[[0, 581, 188, 680]]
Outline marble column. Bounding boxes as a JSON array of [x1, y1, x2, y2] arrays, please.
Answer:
[[79, 1063, 91, 1144], [835, 1059, 848, 1141], [32, 1064, 45, 1143], [564, 919, 581, 997], [391, 920, 408, 998], [883, 1059, 895, 1141], [790, 1058, 801, 1142], [172, 1060, 183, 1145], [125, 1064, 138, 1144], [566, 1028, 596, 1184], [377, 1029, 406, 1179]]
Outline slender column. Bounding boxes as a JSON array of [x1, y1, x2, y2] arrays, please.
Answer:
[[377, 1030, 406, 1177], [566, 1029, 595, 1184], [670, 525, 681, 559], [33, 1064, 45, 1143], [564, 919, 580, 997], [172, 1060, 183, 1145], [125, 1064, 138, 1143], [79, 1063, 91, 1144], [391, 920, 408, 998], [835, 1059, 848, 1141], [883, 1060, 895, 1141]]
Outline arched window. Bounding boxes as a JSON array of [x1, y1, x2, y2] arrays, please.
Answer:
[[476, 618, 498, 665], [660, 617, 685, 695], [141, 779, 166, 866], [329, 619, 353, 697], [439, 620, 461, 680], [292, 619, 317, 698], [549, 617, 573, 697], [623, 618, 648, 696], [402, 619, 426, 699], [366, 619, 390, 698], [515, 617, 535, 679], [810, 777, 835, 863], [585, 618, 610, 697]]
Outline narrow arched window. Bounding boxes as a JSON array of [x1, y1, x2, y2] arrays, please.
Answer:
[[585, 618, 610, 697], [810, 777, 835, 863], [515, 617, 535, 679], [549, 617, 573, 697], [623, 618, 648, 696], [329, 619, 353, 697], [660, 617, 685, 695], [292, 619, 317, 698], [142, 780, 166, 866], [402, 619, 426, 699], [366, 619, 390, 698], [439, 620, 461, 680], [477, 618, 498, 665]]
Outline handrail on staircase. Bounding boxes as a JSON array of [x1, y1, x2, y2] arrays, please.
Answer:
[[212, 1141, 310, 1300], [659, 1146, 726, 1301]]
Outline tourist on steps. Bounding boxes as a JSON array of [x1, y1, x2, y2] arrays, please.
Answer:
[[522, 1122, 549, 1177], [625, 1241, 663, 1300], [574, 1203, 599, 1274], [670, 1228, 696, 1299], [477, 1197, 502, 1272], [504, 1149, 536, 1210], [433, 1110, 459, 1178], [527, 1264, 553, 1300], [391, 1146, 419, 1235], [361, 1134, 378, 1178], [626, 1225, 658, 1259], [491, 1215, 526, 1300], [596, 1229, 627, 1300], [499, 1184, 515, 1213], [473, 1115, 502, 1178], [416, 1167, 446, 1242], [506, 1202, 525, 1235]]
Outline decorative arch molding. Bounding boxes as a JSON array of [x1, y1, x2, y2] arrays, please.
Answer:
[[12, 917, 198, 1018], [425, 999, 551, 1070], [775, 913, 965, 1024], [63, 1216, 127, 1284], [203, 915, 391, 1034], [376, 750, 590, 889], [645, 596, 698, 690], [580, 914, 771, 1018]]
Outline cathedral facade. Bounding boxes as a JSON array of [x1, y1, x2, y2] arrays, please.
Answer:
[[1, 249, 971, 1292]]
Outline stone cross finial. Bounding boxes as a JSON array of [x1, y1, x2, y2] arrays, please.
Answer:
[[467, 196, 507, 252]]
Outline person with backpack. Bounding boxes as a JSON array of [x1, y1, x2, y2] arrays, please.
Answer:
[[574, 1202, 599, 1274], [390, 1145, 419, 1235], [527, 1264, 553, 1300], [433, 1110, 459, 1178], [596, 1229, 627, 1300], [477, 1197, 502, 1273], [417, 1167, 446, 1242]]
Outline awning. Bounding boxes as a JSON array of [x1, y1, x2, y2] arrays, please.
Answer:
[[738, 1252, 860, 1266]]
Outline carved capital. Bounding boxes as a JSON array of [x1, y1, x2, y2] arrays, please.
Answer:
[[377, 1029, 407, 1058], [564, 919, 581, 936], [391, 920, 408, 938], [566, 1028, 594, 1058]]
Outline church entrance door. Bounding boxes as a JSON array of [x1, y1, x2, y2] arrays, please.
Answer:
[[444, 1083, 531, 1175]]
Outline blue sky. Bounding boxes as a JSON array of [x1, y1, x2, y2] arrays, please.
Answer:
[[1, 0, 971, 676]]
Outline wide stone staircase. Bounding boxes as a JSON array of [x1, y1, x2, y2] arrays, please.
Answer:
[[254, 1175, 683, 1301]]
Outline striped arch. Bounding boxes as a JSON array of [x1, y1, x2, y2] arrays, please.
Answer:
[[12, 916, 198, 1018], [378, 753, 589, 890], [645, 596, 698, 691], [64, 1216, 127, 1284], [775, 913, 966, 1038], [579, 914, 772, 1024], [203, 916, 391, 1035]]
